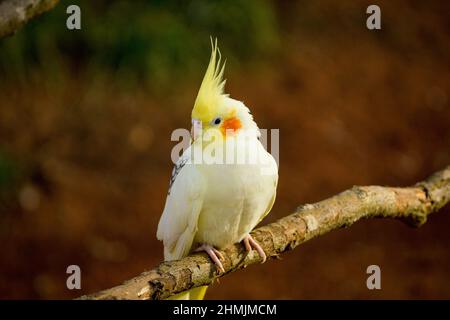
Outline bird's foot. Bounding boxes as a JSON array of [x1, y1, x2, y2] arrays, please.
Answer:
[[195, 244, 225, 273], [242, 234, 266, 263]]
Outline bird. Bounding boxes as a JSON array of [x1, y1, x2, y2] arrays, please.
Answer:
[[156, 39, 278, 300]]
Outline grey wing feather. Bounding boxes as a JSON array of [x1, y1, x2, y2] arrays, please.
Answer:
[[168, 156, 188, 195]]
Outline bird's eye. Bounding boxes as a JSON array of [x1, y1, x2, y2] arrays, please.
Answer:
[[213, 117, 222, 125]]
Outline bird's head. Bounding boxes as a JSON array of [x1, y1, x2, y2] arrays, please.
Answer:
[[191, 39, 258, 141]]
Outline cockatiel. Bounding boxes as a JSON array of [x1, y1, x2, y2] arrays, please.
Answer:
[[157, 40, 278, 300]]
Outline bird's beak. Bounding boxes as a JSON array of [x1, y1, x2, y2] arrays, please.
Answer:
[[191, 118, 202, 140]]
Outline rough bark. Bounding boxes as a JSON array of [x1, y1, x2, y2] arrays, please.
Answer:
[[0, 0, 59, 39], [79, 165, 450, 300]]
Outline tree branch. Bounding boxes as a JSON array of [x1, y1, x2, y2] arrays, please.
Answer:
[[0, 0, 59, 39], [79, 165, 450, 300]]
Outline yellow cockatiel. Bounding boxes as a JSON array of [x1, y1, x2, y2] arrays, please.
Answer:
[[157, 40, 278, 300]]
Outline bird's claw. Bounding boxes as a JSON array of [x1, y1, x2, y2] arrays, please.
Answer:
[[243, 234, 266, 263], [195, 244, 225, 273]]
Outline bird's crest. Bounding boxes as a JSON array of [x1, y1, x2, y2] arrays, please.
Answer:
[[192, 38, 227, 122]]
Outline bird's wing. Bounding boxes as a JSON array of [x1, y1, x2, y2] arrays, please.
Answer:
[[257, 177, 278, 225], [256, 144, 279, 225], [157, 150, 205, 261]]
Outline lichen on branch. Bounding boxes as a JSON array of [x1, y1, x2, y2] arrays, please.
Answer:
[[0, 0, 59, 39]]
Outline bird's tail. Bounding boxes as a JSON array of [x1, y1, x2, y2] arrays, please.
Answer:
[[167, 285, 208, 300]]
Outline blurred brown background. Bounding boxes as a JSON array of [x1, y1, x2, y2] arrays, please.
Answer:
[[0, 0, 449, 299]]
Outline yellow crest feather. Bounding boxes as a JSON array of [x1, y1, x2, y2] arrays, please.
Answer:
[[192, 38, 227, 122]]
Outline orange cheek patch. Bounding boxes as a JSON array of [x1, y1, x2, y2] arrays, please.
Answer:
[[220, 117, 242, 136]]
